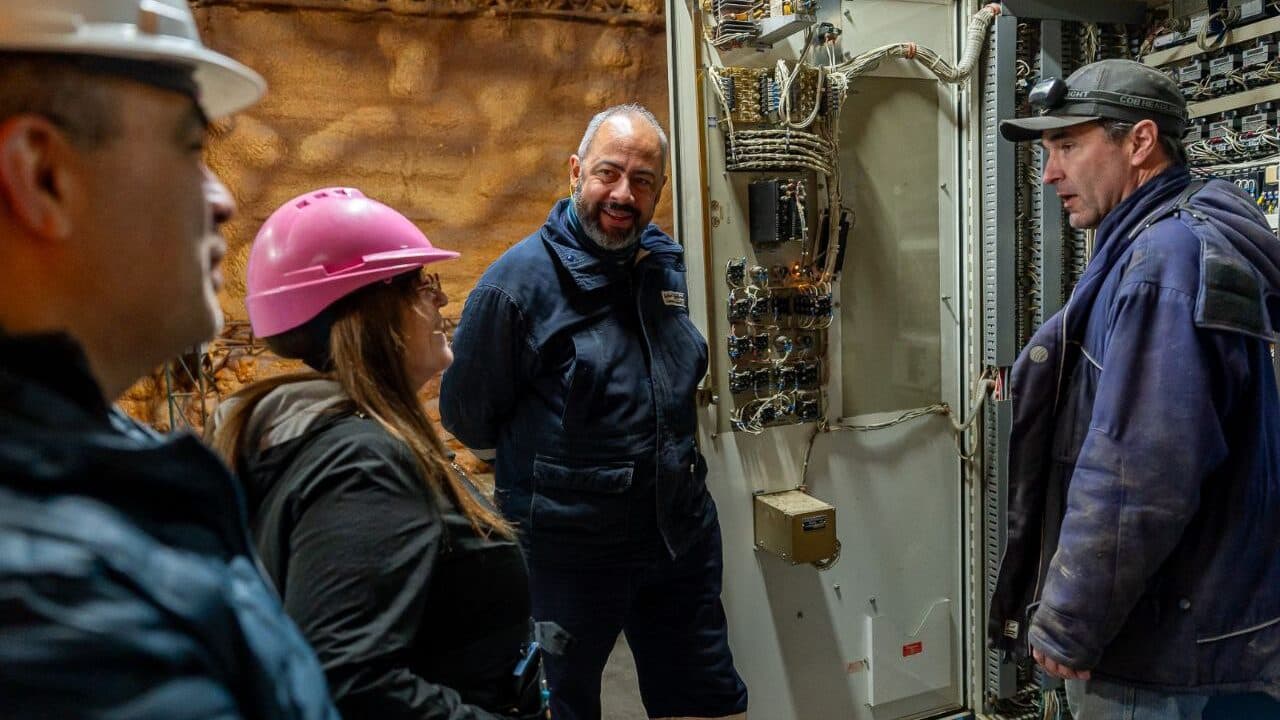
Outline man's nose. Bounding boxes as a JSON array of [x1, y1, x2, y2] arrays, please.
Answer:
[[610, 177, 636, 206], [204, 166, 235, 227], [1041, 150, 1063, 185]]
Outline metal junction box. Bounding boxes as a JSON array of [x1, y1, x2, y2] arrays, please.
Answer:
[[752, 489, 837, 564]]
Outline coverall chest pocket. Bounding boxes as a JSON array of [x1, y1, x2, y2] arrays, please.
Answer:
[[530, 456, 634, 544], [560, 316, 651, 432]]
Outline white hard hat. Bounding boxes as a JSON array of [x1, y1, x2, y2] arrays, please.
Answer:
[[0, 0, 265, 119]]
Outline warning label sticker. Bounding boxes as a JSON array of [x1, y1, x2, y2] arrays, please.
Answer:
[[902, 642, 923, 658]]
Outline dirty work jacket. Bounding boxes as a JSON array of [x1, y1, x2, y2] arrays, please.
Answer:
[[0, 331, 339, 720], [989, 166, 1280, 698], [440, 198, 714, 561]]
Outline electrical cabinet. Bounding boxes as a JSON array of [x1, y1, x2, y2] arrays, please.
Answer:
[[664, 0, 1266, 718]]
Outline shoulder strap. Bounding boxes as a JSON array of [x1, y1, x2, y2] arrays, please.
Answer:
[[1127, 178, 1208, 241]]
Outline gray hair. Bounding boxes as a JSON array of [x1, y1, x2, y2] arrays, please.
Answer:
[[577, 103, 669, 166], [1100, 118, 1188, 168], [0, 53, 122, 149]]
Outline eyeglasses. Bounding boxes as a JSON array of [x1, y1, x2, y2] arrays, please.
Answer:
[[416, 272, 443, 298]]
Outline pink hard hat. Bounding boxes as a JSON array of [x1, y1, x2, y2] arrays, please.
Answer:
[[246, 187, 458, 338]]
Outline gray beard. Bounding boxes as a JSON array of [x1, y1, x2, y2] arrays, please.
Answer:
[[572, 186, 641, 251]]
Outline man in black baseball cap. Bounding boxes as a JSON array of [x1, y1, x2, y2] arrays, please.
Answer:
[[989, 58, 1280, 719], [1001, 58, 1188, 229], [1001, 58, 1187, 142]]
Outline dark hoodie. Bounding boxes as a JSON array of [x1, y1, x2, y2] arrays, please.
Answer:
[[990, 166, 1280, 697], [214, 380, 536, 719]]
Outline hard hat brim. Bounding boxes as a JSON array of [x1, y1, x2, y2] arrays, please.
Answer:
[[190, 47, 268, 120], [0, 36, 265, 119]]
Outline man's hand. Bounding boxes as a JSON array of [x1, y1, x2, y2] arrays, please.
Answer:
[[1032, 646, 1092, 680]]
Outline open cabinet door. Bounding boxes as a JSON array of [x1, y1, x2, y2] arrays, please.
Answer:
[[664, 2, 983, 718]]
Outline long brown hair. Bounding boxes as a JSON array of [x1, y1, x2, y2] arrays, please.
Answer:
[[210, 269, 512, 538]]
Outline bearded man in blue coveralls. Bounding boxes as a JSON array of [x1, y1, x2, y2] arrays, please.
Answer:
[[989, 59, 1280, 719], [440, 104, 748, 720]]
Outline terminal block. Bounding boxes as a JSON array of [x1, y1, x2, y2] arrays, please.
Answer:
[[797, 361, 821, 389], [796, 396, 822, 421]]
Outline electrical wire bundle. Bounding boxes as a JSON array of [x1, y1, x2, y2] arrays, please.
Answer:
[[1198, 6, 1242, 52], [707, 60, 831, 163], [825, 3, 1002, 84], [1080, 22, 1101, 64], [722, 127, 837, 175], [706, 3, 1001, 285], [731, 390, 823, 434], [1228, 56, 1280, 93], [1040, 687, 1065, 720], [1140, 14, 1190, 57], [1187, 125, 1280, 165], [703, 1, 1001, 433], [818, 2, 1001, 280]]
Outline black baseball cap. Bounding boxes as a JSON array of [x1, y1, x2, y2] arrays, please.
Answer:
[[1000, 58, 1187, 142]]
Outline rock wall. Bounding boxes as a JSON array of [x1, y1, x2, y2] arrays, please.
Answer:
[[123, 2, 671, 468]]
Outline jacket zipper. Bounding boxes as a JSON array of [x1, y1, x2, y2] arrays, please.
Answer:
[[632, 258, 663, 476]]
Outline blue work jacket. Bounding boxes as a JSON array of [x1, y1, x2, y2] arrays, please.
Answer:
[[441, 199, 714, 562], [989, 167, 1280, 698], [0, 332, 339, 720]]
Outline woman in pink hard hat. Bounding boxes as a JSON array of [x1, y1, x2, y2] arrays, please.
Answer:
[[209, 188, 545, 720]]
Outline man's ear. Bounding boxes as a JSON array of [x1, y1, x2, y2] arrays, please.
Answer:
[[1128, 118, 1161, 168], [568, 154, 582, 196], [0, 115, 76, 241]]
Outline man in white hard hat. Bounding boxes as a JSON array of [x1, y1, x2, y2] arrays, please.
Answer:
[[0, 3, 340, 718]]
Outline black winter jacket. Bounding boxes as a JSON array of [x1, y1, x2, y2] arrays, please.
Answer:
[[0, 332, 339, 720], [221, 379, 536, 720]]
